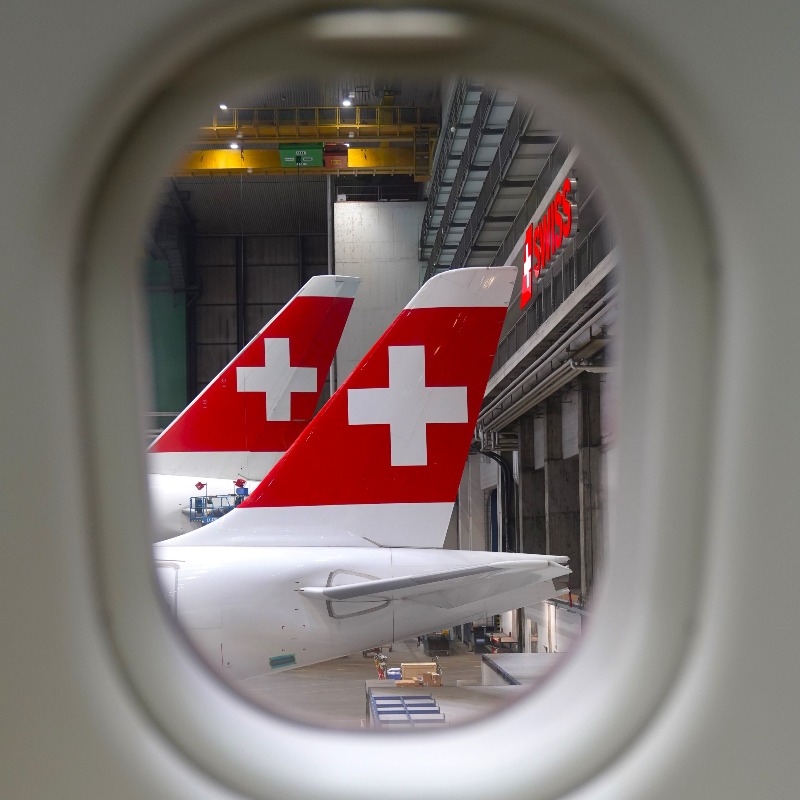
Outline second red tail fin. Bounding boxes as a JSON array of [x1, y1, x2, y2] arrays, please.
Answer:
[[148, 274, 359, 480]]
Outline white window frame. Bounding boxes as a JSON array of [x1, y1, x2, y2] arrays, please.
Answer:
[[79, 6, 715, 799]]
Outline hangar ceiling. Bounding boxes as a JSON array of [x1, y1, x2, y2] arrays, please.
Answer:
[[146, 75, 571, 292]]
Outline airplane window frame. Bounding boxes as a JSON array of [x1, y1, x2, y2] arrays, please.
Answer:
[[78, 4, 716, 799]]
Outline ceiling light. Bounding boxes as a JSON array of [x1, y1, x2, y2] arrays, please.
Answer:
[[230, 142, 239, 150], [342, 98, 352, 107], [219, 104, 228, 110]]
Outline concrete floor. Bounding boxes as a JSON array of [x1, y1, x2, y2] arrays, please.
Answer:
[[239, 637, 487, 729]]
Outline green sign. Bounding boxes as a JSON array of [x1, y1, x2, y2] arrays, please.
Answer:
[[279, 143, 323, 168]]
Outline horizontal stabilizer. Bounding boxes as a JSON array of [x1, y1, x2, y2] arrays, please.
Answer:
[[300, 558, 569, 610]]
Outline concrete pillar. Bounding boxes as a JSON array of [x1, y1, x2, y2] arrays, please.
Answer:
[[515, 608, 526, 653], [544, 395, 563, 462], [545, 457, 581, 582], [578, 373, 604, 603], [518, 412, 546, 554], [500, 449, 517, 552], [457, 455, 485, 551], [544, 396, 581, 591]]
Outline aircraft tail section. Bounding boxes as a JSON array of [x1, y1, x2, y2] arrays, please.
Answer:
[[174, 267, 516, 549], [147, 274, 359, 480]]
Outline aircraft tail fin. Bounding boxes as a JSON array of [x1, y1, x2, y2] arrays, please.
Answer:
[[226, 266, 516, 548], [147, 274, 359, 480]]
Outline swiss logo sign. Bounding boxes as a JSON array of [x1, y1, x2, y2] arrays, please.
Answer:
[[521, 177, 578, 308]]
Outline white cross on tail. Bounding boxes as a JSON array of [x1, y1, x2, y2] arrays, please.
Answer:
[[236, 338, 316, 421], [347, 345, 469, 466]]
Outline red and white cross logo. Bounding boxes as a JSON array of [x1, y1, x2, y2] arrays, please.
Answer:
[[347, 345, 469, 466], [236, 338, 316, 421], [523, 236, 532, 294]]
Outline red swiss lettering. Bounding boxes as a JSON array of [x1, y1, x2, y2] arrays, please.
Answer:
[[554, 189, 564, 250], [533, 224, 542, 278], [543, 207, 552, 265], [560, 177, 574, 239], [520, 176, 577, 309]]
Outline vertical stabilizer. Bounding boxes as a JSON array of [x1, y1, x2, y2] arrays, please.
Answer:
[[173, 267, 516, 548], [147, 274, 359, 480]]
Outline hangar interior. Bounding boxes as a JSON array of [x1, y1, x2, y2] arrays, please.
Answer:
[[144, 75, 617, 725]]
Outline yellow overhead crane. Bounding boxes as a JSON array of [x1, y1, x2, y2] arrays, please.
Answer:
[[173, 105, 439, 180]]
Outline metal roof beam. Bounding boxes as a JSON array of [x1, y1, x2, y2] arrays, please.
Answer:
[[425, 86, 510, 278], [419, 78, 470, 258], [196, 105, 440, 145], [448, 103, 538, 272]]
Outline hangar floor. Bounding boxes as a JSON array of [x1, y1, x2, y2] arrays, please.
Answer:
[[240, 638, 487, 728]]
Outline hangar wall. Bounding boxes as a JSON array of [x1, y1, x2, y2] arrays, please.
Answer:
[[332, 201, 424, 387], [192, 233, 329, 397]]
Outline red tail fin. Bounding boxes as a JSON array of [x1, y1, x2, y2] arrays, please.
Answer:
[[148, 275, 358, 479], [242, 268, 515, 527]]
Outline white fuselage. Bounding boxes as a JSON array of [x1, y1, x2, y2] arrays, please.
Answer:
[[154, 544, 565, 678]]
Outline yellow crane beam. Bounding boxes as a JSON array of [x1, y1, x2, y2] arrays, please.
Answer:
[[173, 144, 431, 179]]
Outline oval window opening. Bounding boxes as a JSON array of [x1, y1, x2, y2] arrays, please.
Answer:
[[141, 72, 618, 730]]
